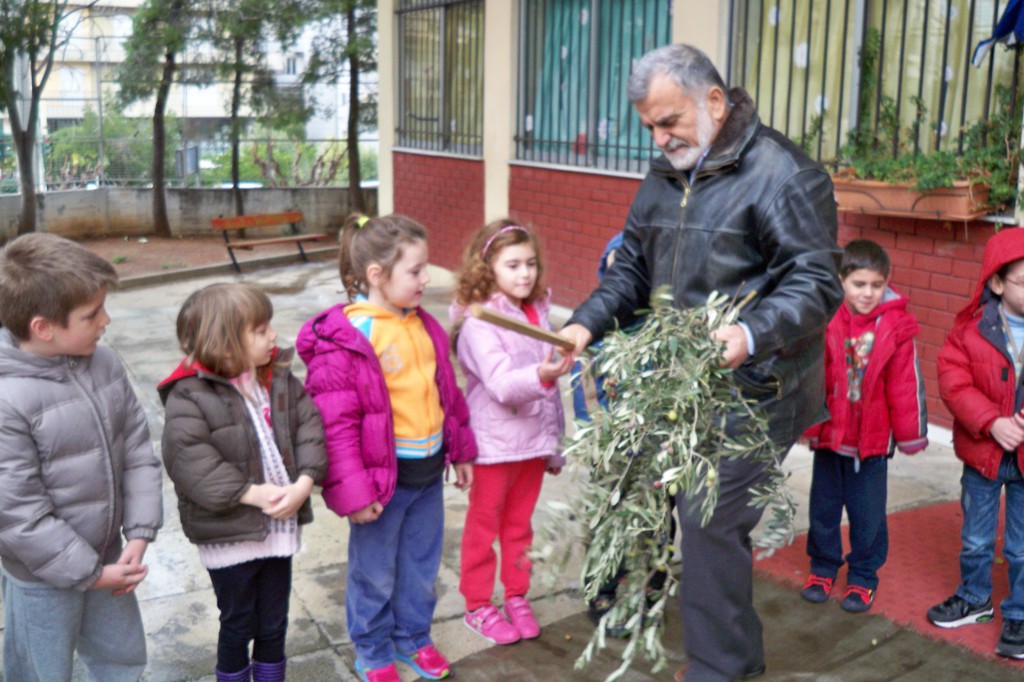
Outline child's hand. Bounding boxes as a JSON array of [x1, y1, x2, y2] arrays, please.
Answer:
[[538, 348, 574, 383], [240, 483, 285, 510], [92, 562, 148, 593], [453, 462, 473, 491], [117, 539, 149, 568], [108, 539, 150, 595], [263, 475, 315, 520], [350, 501, 384, 524], [990, 416, 1024, 451]]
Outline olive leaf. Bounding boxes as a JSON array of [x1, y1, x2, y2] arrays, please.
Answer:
[[534, 287, 794, 680]]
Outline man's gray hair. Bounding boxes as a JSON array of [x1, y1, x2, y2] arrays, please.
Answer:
[[627, 44, 728, 103]]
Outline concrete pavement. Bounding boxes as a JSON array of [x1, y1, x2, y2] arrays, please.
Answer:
[[22, 259, 1023, 680]]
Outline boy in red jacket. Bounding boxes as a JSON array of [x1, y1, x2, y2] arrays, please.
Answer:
[[801, 239, 928, 613], [929, 228, 1024, 659]]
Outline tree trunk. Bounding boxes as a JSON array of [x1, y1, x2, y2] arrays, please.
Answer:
[[15, 130, 36, 236], [230, 37, 244, 217], [151, 50, 176, 238], [346, 6, 365, 214], [6, 76, 38, 235]]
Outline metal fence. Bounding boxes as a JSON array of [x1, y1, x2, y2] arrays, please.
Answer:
[[0, 131, 377, 193], [727, 0, 1023, 165], [514, 0, 672, 173], [395, 0, 485, 155], [0, 28, 374, 193]]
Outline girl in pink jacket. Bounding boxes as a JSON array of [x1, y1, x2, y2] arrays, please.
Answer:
[[450, 219, 573, 645]]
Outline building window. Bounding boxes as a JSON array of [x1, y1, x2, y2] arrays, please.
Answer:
[[396, 0, 484, 155], [46, 118, 83, 133], [728, 0, 1022, 164], [58, 67, 86, 98], [515, 0, 671, 173], [286, 56, 299, 76]]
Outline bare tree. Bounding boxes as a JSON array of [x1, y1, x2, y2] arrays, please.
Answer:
[[202, 0, 311, 216], [303, 0, 376, 213], [118, 0, 199, 238], [0, 0, 98, 235]]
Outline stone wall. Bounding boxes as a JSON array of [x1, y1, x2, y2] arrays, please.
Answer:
[[0, 187, 377, 240]]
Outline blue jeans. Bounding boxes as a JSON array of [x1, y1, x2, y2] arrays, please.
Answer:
[[346, 479, 444, 669], [208, 557, 292, 672], [806, 449, 889, 589], [957, 456, 1024, 619]]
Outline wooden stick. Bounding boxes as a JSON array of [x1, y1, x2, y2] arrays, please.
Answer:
[[467, 304, 577, 352]]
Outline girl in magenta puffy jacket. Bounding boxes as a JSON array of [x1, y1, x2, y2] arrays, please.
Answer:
[[297, 214, 476, 682], [449, 219, 573, 645]]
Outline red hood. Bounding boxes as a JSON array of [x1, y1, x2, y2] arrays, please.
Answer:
[[957, 228, 1024, 325], [157, 347, 282, 403]]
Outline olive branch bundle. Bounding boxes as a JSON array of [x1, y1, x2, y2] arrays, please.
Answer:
[[534, 289, 795, 680]]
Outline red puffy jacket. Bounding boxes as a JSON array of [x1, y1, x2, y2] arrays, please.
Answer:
[[804, 290, 928, 458], [939, 297, 1024, 480]]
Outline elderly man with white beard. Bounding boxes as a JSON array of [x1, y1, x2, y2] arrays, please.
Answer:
[[561, 44, 843, 681]]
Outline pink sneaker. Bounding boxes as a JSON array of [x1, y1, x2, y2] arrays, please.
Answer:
[[464, 604, 521, 644], [504, 595, 541, 639], [354, 660, 401, 682], [396, 644, 450, 679]]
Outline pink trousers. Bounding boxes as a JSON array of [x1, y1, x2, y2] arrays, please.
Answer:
[[459, 458, 547, 611]]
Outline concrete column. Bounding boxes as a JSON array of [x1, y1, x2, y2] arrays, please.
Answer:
[[672, 0, 730, 69], [377, 0, 396, 214], [482, 0, 515, 221]]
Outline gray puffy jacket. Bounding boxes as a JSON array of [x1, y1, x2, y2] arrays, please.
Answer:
[[0, 329, 163, 590]]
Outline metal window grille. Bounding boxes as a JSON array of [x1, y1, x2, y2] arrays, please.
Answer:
[[396, 0, 484, 155], [515, 0, 672, 173], [727, 0, 1023, 166]]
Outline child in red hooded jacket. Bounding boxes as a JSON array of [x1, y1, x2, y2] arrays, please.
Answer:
[[928, 228, 1024, 660], [801, 239, 927, 613]]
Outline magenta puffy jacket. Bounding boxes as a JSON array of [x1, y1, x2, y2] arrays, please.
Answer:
[[297, 304, 477, 517]]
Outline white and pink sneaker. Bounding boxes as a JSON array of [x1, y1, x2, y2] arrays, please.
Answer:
[[464, 604, 521, 645], [503, 596, 541, 639]]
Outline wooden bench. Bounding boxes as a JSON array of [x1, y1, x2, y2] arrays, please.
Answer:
[[211, 211, 328, 272]]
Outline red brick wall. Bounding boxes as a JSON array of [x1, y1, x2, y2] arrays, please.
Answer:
[[392, 152, 485, 271], [837, 212, 992, 429], [393, 151, 990, 430], [509, 166, 639, 306]]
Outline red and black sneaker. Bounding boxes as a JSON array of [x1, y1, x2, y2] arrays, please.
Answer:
[[800, 574, 834, 604], [840, 585, 875, 613]]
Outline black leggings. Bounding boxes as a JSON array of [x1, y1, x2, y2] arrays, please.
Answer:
[[208, 557, 292, 672]]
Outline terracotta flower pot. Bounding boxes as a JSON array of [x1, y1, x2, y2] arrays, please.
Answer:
[[831, 176, 990, 220]]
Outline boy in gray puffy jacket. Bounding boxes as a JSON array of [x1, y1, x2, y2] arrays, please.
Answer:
[[0, 234, 163, 682]]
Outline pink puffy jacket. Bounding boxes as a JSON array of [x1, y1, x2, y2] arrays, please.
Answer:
[[451, 293, 565, 468]]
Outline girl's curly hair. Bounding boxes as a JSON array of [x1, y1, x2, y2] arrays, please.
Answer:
[[453, 218, 547, 307], [337, 213, 428, 300]]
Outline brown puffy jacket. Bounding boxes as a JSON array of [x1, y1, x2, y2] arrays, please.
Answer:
[[159, 348, 327, 544]]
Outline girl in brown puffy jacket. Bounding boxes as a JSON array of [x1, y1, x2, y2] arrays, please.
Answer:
[[158, 283, 327, 682]]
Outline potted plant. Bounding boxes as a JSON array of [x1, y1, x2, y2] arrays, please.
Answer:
[[831, 30, 1021, 220]]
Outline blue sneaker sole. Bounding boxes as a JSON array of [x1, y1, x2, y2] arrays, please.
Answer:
[[395, 651, 450, 680]]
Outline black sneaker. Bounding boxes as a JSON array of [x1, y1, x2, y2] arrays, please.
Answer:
[[741, 663, 766, 679], [998, 619, 1024, 659], [840, 585, 875, 613], [800, 573, 834, 604], [927, 594, 994, 628]]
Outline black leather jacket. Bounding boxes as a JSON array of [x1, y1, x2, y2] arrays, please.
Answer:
[[567, 88, 842, 445]]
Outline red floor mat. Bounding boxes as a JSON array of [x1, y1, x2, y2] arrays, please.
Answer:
[[755, 500, 1017, 662]]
